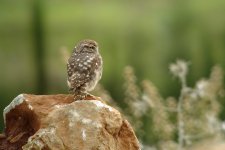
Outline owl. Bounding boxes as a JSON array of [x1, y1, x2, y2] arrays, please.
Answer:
[[67, 39, 103, 100]]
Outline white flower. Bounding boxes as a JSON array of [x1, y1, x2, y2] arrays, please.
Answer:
[[195, 79, 209, 97], [169, 60, 189, 80]]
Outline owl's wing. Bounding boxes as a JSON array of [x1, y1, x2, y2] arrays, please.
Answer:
[[67, 53, 101, 90]]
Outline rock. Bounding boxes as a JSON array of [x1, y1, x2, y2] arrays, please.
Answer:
[[0, 94, 140, 150]]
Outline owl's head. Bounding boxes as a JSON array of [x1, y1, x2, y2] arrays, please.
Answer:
[[75, 39, 98, 54]]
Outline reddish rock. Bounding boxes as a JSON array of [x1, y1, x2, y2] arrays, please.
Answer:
[[0, 94, 140, 150]]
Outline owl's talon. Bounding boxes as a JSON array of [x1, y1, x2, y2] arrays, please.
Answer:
[[74, 93, 87, 101]]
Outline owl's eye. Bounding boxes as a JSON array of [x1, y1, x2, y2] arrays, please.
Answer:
[[90, 46, 95, 49]]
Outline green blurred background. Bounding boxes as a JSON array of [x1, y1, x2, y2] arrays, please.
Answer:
[[0, 0, 225, 133]]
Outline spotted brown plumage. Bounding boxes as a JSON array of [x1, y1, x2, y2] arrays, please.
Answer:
[[67, 39, 103, 100]]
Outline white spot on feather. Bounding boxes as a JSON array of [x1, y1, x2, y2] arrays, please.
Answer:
[[79, 64, 83, 67], [84, 62, 88, 65]]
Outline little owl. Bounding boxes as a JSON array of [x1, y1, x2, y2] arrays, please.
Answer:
[[67, 39, 103, 100]]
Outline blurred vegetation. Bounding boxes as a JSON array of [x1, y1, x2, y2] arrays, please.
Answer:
[[0, 0, 225, 147], [93, 62, 224, 149]]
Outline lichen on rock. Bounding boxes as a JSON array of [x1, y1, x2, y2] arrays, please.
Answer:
[[3, 94, 25, 124]]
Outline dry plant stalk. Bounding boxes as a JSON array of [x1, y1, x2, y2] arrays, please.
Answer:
[[122, 60, 224, 150]]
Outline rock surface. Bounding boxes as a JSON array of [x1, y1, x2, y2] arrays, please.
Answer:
[[0, 94, 140, 150]]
